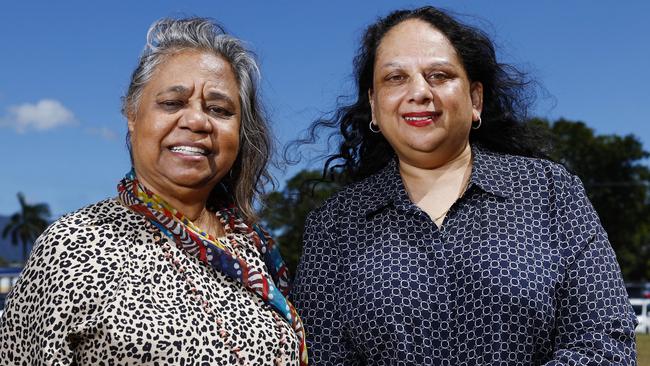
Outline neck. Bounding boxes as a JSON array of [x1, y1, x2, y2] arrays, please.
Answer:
[[399, 143, 472, 185], [399, 143, 472, 204], [135, 174, 211, 221]]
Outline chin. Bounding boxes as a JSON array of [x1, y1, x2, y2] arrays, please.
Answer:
[[407, 140, 445, 153], [166, 171, 217, 189]]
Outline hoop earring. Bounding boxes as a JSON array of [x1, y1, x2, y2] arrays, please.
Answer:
[[472, 116, 482, 130], [369, 120, 381, 133]]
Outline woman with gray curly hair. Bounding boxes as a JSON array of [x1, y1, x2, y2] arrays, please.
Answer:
[[0, 17, 306, 366]]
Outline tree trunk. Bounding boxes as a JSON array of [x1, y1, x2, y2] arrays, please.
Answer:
[[22, 240, 28, 265]]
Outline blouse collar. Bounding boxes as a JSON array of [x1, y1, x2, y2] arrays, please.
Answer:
[[360, 144, 515, 217]]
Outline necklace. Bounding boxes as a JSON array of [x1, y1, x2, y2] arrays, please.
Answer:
[[118, 171, 307, 365], [149, 223, 290, 365], [431, 162, 472, 225]]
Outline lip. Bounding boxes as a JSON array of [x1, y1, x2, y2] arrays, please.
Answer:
[[402, 111, 440, 127], [167, 141, 213, 158]]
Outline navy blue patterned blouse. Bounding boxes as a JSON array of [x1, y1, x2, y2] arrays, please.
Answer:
[[291, 145, 637, 365]]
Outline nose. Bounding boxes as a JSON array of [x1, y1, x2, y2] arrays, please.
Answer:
[[408, 74, 434, 104], [178, 104, 213, 133]]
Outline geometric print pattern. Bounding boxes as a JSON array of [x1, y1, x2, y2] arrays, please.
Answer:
[[291, 144, 637, 365]]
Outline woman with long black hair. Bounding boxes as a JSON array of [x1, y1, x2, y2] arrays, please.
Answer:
[[291, 6, 636, 365]]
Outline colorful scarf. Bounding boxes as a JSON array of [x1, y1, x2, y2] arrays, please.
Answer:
[[118, 171, 307, 365]]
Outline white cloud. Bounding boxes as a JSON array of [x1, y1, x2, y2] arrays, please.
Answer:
[[2, 99, 76, 132], [85, 126, 118, 141]]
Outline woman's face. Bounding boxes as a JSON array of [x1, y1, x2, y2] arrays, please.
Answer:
[[128, 50, 241, 200], [369, 19, 482, 168]]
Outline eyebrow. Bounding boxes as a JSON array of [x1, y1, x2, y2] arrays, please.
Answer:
[[155, 87, 237, 108], [380, 61, 455, 69], [156, 85, 189, 96], [205, 91, 236, 108]]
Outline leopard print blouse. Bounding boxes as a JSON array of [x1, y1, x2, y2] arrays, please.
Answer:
[[0, 198, 299, 365]]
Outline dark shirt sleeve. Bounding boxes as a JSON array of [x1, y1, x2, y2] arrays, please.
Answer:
[[543, 175, 637, 365], [291, 208, 360, 366]]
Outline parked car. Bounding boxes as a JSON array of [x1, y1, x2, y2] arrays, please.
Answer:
[[631, 298, 650, 334]]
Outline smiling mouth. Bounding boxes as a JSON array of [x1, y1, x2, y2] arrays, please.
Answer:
[[402, 112, 440, 127], [169, 146, 210, 156]]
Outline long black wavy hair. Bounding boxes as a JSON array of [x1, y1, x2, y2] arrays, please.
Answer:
[[296, 6, 547, 182]]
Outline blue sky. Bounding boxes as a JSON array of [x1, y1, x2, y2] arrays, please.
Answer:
[[1, 1, 649, 217]]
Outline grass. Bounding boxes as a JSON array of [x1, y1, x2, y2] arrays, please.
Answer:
[[639, 334, 650, 366]]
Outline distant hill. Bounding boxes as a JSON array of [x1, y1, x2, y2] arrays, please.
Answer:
[[0, 215, 31, 264]]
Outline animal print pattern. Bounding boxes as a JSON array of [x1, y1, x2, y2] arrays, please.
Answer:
[[291, 145, 637, 365], [0, 198, 298, 365]]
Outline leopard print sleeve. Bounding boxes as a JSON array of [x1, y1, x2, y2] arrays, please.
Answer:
[[1, 198, 300, 365], [0, 200, 129, 366]]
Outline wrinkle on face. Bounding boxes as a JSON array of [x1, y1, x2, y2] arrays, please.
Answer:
[[128, 50, 241, 211]]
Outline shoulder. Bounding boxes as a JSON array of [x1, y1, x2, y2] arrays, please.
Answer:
[[0, 199, 139, 360], [477, 148, 580, 197], [42, 197, 147, 243], [308, 168, 390, 224], [53, 197, 142, 229], [15, 198, 140, 303], [28, 198, 143, 269]]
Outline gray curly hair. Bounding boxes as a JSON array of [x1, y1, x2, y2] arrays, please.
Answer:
[[122, 17, 272, 221]]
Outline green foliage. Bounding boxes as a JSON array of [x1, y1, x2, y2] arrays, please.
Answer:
[[531, 118, 650, 281], [638, 334, 650, 366], [1, 192, 51, 264], [260, 171, 340, 279]]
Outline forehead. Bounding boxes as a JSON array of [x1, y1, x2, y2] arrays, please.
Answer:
[[375, 18, 462, 67], [148, 50, 239, 93]]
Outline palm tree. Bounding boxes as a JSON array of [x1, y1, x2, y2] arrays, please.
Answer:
[[1, 192, 51, 264]]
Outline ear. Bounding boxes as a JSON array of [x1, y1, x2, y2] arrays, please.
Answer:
[[127, 113, 136, 135], [127, 120, 135, 134], [368, 88, 376, 122], [470, 81, 483, 121]]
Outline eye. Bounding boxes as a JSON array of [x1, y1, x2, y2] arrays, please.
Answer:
[[159, 100, 183, 111], [208, 105, 235, 118], [385, 73, 407, 83], [428, 72, 450, 82]]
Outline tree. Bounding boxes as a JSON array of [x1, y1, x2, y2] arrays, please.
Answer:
[[531, 118, 650, 281], [260, 170, 340, 279], [1, 192, 51, 264]]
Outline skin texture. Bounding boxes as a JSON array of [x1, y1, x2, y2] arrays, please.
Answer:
[[127, 50, 241, 222], [368, 19, 483, 226]]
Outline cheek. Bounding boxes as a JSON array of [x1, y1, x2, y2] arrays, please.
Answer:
[[131, 120, 166, 162], [133, 126, 154, 151], [216, 124, 241, 152], [441, 84, 473, 111], [376, 89, 403, 112]]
